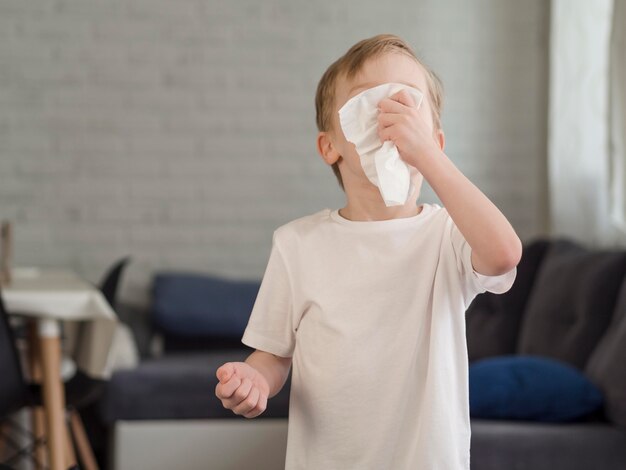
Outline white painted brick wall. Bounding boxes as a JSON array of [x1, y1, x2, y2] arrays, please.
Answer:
[[0, 0, 549, 308]]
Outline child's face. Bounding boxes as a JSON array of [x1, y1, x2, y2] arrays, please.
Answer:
[[317, 52, 444, 198]]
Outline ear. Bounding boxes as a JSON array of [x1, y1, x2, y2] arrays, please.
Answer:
[[317, 131, 341, 165], [435, 128, 445, 152]]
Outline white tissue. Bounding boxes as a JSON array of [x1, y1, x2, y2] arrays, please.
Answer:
[[338, 82, 424, 206]]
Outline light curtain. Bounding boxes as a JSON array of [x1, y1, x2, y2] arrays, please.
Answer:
[[609, 0, 626, 235], [548, 0, 625, 247]]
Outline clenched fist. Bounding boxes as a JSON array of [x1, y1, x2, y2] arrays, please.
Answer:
[[215, 362, 270, 418]]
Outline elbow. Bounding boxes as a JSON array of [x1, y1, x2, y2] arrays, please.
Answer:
[[499, 237, 522, 273]]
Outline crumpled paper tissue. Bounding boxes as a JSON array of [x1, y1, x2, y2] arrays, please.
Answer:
[[338, 82, 424, 206]]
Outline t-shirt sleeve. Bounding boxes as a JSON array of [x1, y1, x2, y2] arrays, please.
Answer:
[[448, 215, 517, 297], [241, 231, 296, 358]]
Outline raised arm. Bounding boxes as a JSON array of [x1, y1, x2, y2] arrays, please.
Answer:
[[418, 149, 522, 276], [377, 89, 522, 276]]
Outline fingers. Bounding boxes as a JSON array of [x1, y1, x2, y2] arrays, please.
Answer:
[[377, 112, 405, 129], [377, 113, 408, 143], [234, 385, 260, 417], [215, 363, 268, 418], [378, 96, 408, 114], [388, 89, 417, 108], [220, 376, 253, 409], [216, 379, 268, 418], [241, 385, 269, 419], [216, 363, 234, 383], [250, 392, 268, 418], [215, 373, 242, 399], [378, 126, 393, 143], [377, 97, 417, 136]]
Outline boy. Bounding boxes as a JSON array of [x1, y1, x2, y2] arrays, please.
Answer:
[[215, 34, 521, 469]]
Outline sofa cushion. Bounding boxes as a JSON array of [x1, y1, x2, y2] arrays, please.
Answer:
[[586, 279, 626, 430], [470, 420, 626, 470], [516, 239, 626, 369], [99, 350, 291, 423], [466, 238, 551, 362], [469, 355, 603, 422], [152, 273, 260, 339]]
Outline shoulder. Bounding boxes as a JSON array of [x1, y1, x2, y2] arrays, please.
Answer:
[[426, 202, 445, 216], [272, 208, 333, 247], [420, 202, 450, 230], [428, 203, 456, 229]]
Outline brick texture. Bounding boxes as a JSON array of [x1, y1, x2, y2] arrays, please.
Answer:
[[0, 0, 549, 308]]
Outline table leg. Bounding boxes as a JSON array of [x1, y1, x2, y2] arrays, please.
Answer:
[[28, 321, 48, 469], [38, 319, 66, 470]]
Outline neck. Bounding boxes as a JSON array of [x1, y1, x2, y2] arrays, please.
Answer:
[[339, 189, 422, 222]]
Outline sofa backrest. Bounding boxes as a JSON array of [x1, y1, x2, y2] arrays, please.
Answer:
[[151, 272, 261, 352], [466, 237, 552, 362], [516, 238, 626, 370], [585, 279, 626, 430]]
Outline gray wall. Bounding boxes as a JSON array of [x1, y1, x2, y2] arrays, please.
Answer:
[[0, 0, 549, 308]]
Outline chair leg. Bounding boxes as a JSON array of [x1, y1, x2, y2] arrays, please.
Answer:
[[69, 410, 99, 470], [0, 421, 6, 462], [31, 407, 48, 469], [1, 414, 47, 469], [64, 418, 77, 468]]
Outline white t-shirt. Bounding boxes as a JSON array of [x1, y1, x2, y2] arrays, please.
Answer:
[[241, 203, 517, 470]]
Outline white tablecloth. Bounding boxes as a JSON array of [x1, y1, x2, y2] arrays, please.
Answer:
[[3, 267, 119, 379]]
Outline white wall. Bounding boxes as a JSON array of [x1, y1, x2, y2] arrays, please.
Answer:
[[0, 0, 550, 307]]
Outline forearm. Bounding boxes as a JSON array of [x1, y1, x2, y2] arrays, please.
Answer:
[[418, 148, 522, 274], [245, 350, 292, 398]]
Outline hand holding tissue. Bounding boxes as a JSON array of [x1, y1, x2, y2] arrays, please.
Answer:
[[338, 82, 424, 207]]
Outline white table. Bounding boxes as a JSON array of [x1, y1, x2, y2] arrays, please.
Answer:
[[3, 267, 118, 470]]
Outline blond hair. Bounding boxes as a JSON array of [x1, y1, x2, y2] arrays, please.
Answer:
[[315, 34, 444, 191]]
